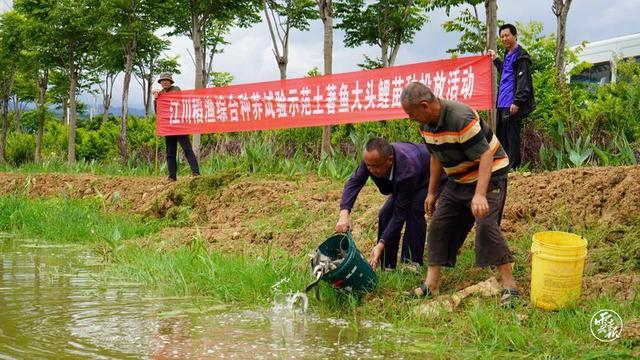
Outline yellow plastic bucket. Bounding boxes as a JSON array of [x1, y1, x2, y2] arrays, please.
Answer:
[[530, 231, 588, 310]]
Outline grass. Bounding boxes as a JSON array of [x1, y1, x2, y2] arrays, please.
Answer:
[[1, 139, 360, 180], [106, 236, 311, 304], [0, 195, 165, 244], [0, 190, 638, 358]]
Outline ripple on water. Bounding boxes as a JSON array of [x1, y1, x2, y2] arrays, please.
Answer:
[[1, 240, 411, 359]]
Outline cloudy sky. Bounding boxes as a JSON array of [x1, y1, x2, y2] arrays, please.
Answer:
[[2, 0, 639, 110]]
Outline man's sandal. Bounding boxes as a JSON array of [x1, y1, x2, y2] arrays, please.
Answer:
[[403, 283, 433, 298], [500, 288, 521, 308]]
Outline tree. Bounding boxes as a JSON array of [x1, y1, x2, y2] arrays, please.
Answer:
[[485, 0, 497, 130], [552, 0, 572, 86], [357, 54, 384, 69], [16, 0, 104, 165], [161, 0, 261, 157], [133, 34, 176, 116], [431, 0, 497, 129], [209, 71, 234, 87], [0, 11, 25, 163], [48, 70, 71, 123], [441, 5, 485, 55], [316, 0, 333, 155], [17, 7, 54, 161], [10, 72, 37, 133], [94, 35, 124, 123], [334, 0, 430, 67], [98, 0, 158, 162], [33, 68, 49, 161], [263, 0, 318, 80]]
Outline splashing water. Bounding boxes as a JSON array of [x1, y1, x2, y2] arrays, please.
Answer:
[[273, 291, 309, 315], [288, 292, 309, 314]]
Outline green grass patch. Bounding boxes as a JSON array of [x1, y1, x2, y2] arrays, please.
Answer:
[[106, 237, 310, 305], [0, 195, 164, 244], [1, 193, 638, 358]]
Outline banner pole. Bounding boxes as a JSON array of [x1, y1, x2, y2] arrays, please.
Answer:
[[155, 136, 159, 175]]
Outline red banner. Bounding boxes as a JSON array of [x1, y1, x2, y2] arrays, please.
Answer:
[[156, 55, 492, 135]]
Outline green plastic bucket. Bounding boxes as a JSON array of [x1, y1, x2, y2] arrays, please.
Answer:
[[315, 232, 377, 292]]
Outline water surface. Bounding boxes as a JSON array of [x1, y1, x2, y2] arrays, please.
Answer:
[[0, 236, 420, 359]]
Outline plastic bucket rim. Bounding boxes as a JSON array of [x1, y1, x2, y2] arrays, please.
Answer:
[[532, 231, 587, 250], [319, 233, 357, 279]]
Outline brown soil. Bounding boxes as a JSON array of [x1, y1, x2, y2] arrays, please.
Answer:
[[0, 172, 175, 212], [583, 273, 640, 301], [2, 166, 640, 254], [2, 167, 639, 297], [503, 166, 640, 233]]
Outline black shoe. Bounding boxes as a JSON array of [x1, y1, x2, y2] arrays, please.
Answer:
[[167, 176, 177, 182]]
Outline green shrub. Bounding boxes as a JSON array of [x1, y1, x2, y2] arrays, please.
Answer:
[[76, 122, 119, 161], [19, 109, 59, 134], [5, 132, 36, 165], [580, 59, 640, 143], [42, 120, 68, 157]]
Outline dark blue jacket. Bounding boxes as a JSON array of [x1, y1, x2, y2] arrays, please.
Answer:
[[340, 142, 442, 242], [493, 46, 536, 118]]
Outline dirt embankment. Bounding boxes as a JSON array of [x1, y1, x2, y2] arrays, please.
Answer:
[[2, 167, 639, 301], [503, 167, 640, 233], [1, 166, 640, 255]]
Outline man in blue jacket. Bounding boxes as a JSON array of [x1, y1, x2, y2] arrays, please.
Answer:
[[488, 23, 536, 169], [336, 137, 443, 271]]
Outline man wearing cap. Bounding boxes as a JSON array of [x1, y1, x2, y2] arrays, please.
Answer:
[[153, 72, 200, 181]]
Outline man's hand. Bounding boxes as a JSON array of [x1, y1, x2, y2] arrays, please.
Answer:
[[369, 242, 384, 270], [425, 193, 437, 219], [152, 89, 160, 99], [471, 193, 489, 218], [510, 103, 519, 115], [487, 49, 497, 60], [335, 209, 351, 233]]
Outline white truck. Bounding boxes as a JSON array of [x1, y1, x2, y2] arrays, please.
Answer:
[[569, 32, 640, 85]]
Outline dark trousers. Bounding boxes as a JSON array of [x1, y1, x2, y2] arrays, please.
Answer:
[[427, 180, 513, 267], [378, 186, 427, 269], [497, 108, 523, 169], [165, 135, 200, 180]]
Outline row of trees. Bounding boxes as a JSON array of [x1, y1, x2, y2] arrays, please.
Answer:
[[0, 0, 574, 166]]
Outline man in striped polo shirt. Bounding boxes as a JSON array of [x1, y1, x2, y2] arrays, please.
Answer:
[[399, 81, 519, 306]]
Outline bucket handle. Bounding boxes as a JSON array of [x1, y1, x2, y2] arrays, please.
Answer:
[[338, 231, 352, 253], [333, 229, 352, 244], [333, 228, 352, 236]]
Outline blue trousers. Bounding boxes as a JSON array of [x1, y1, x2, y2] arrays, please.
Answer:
[[378, 186, 427, 269]]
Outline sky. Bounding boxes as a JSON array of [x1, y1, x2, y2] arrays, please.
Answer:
[[2, 0, 639, 111]]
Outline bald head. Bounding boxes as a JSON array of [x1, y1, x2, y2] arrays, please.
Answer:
[[400, 82, 436, 107]]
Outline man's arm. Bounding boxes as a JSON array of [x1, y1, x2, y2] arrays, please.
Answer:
[[425, 155, 443, 218], [471, 148, 493, 218], [336, 162, 369, 232], [512, 59, 533, 110], [491, 52, 504, 73]]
